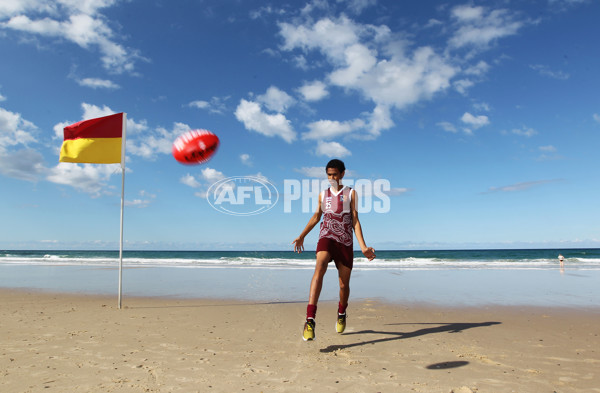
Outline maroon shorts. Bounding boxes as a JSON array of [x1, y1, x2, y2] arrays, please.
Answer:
[[316, 237, 353, 269]]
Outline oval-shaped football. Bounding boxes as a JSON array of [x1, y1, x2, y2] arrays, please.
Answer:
[[172, 129, 219, 165]]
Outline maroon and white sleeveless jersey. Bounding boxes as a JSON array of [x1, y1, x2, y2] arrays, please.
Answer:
[[318, 186, 353, 246]]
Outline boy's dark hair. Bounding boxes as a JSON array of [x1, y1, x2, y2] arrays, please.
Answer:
[[326, 159, 346, 173]]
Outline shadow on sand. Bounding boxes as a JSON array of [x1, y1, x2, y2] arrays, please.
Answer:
[[320, 321, 501, 353], [426, 361, 470, 370]]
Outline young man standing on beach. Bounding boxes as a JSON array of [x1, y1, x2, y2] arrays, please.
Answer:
[[292, 159, 376, 341]]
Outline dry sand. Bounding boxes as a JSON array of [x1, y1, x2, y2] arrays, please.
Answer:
[[1, 289, 599, 392]]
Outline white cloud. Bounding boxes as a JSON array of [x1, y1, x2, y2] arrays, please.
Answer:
[[0, 106, 37, 148], [128, 122, 190, 159], [0, 105, 44, 181], [303, 118, 365, 140], [449, 5, 525, 49], [328, 43, 377, 86], [279, 16, 364, 62], [180, 168, 226, 199], [453, 79, 475, 94], [387, 187, 409, 196], [0, 0, 59, 18], [46, 162, 120, 197], [249, 172, 270, 183], [76, 77, 120, 89], [81, 102, 115, 119], [316, 140, 351, 157], [0, 1, 140, 73], [126, 189, 155, 207], [454, 60, 489, 95], [139, 189, 156, 199], [539, 145, 557, 152], [280, 17, 457, 102], [240, 153, 252, 166], [537, 150, 563, 161], [464, 60, 490, 76], [299, 0, 331, 16], [257, 86, 295, 113], [294, 166, 327, 178], [180, 174, 201, 188], [277, 6, 530, 142], [125, 199, 151, 208], [512, 127, 537, 137], [437, 121, 458, 133], [425, 18, 443, 28], [343, 46, 457, 110], [279, 15, 457, 140], [0, 148, 46, 181], [181, 167, 228, 198], [0, 93, 5, 102], [201, 167, 225, 183], [594, 113, 600, 123], [188, 96, 229, 114], [484, 179, 561, 193], [548, 0, 589, 11], [189, 100, 209, 109], [367, 105, 394, 138], [234, 99, 296, 143], [125, 116, 149, 136], [249, 5, 286, 20], [298, 80, 329, 102], [300, 105, 390, 142], [473, 102, 491, 112], [452, 4, 485, 21], [461, 112, 489, 129], [530, 64, 570, 80], [344, 0, 376, 14]]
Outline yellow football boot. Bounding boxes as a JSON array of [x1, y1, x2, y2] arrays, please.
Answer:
[[336, 313, 346, 333], [303, 318, 316, 341]]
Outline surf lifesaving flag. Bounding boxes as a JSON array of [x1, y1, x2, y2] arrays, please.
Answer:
[[59, 113, 125, 164]]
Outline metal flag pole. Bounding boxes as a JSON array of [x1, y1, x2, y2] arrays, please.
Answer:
[[118, 113, 127, 309]]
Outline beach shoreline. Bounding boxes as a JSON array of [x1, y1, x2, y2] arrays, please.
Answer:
[[1, 289, 599, 392], [1, 263, 599, 308]]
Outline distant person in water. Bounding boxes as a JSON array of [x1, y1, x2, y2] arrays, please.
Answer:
[[558, 254, 565, 267]]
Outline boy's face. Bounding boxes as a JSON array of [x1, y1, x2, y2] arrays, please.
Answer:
[[326, 168, 344, 187]]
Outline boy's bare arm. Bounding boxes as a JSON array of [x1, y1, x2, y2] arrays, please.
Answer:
[[292, 194, 323, 253], [351, 190, 376, 260]]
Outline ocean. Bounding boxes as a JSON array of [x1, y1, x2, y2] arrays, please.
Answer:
[[1, 249, 599, 307], [1, 248, 599, 270]]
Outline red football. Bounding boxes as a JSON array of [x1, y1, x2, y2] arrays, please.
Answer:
[[172, 129, 219, 165]]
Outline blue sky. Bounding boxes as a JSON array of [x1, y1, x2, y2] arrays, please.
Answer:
[[1, 0, 599, 250]]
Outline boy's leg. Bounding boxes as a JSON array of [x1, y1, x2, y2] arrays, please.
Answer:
[[308, 251, 331, 308], [335, 262, 351, 334], [336, 262, 352, 311], [303, 251, 331, 341]]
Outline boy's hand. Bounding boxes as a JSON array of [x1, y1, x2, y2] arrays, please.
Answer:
[[362, 247, 376, 261], [292, 237, 305, 253]]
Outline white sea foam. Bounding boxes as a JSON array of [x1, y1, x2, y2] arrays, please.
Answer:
[[1, 255, 598, 270]]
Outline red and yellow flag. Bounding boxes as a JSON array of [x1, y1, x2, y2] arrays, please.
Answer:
[[59, 113, 124, 164]]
